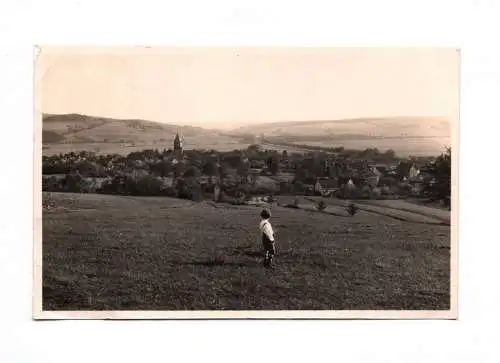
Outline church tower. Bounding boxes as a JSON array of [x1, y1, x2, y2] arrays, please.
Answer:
[[173, 130, 183, 157]]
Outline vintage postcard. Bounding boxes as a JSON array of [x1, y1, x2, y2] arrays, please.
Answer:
[[33, 47, 459, 319]]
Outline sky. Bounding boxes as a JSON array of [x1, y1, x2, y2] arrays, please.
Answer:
[[38, 47, 460, 129]]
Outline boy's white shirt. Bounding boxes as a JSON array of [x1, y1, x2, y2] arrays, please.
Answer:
[[259, 219, 275, 241]]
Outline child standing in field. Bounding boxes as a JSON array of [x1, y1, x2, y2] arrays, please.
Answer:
[[259, 209, 276, 268]]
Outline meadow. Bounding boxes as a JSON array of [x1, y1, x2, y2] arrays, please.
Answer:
[[42, 192, 451, 311]]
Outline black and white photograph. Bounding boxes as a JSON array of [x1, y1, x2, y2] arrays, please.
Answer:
[[34, 47, 459, 319]]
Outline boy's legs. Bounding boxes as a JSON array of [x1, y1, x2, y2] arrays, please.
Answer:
[[263, 242, 276, 267]]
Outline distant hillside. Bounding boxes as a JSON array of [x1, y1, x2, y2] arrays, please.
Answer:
[[42, 113, 246, 155], [41, 114, 452, 156], [42, 130, 65, 143], [230, 117, 451, 156], [231, 117, 450, 139]]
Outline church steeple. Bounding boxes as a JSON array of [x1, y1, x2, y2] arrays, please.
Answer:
[[173, 129, 183, 156]]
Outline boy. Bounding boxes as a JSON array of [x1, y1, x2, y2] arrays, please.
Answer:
[[259, 209, 276, 268]]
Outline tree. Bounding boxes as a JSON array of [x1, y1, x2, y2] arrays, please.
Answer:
[[77, 160, 103, 177], [173, 162, 185, 179], [267, 156, 280, 175], [151, 161, 172, 177], [293, 180, 305, 194], [42, 176, 62, 192], [175, 178, 190, 199], [423, 147, 451, 204], [360, 148, 380, 160], [247, 144, 262, 153], [202, 161, 219, 177], [218, 162, 229, 182], [224, 152, 243, 168], [300, 157, 323, 178], [186, 151, 203, 167], [183, 166, 202, 178], [396, 161, 412, 179], [294, 166, 310, 183], [237, 160, 250, 184], [62, 172, 92, 193], [384, 149, 397, 160], [250, 173, 259, 187]]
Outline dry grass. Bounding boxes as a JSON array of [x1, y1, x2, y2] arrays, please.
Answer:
[[42, 192, 450, 311], [360, 199, 450, 222]]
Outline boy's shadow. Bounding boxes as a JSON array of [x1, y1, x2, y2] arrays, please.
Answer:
[[230, 244, 264, 258]]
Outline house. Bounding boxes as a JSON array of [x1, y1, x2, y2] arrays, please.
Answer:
[[213, 184, 220, 201], [314, 178, 339, 193], [370, 167, 382, 177], [345, 178, 356, 190], [250, 168, 264, 174], [408, 164, 420, 179], [314, 180, 322, 193], [371, 163, 389, 174]]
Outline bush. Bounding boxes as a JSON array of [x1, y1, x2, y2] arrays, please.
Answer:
[[61, 173, 94, 193], [42, 173, 97, 193], [175, 178, 200, 200], [218, 191, 227, 203], [42, 176, 63, 192], [292, 181, 305, 194], [99, 174, 164, 196], [161, 186, 178, 198], [347, 203, 359, 216], [316, 200, 327, 211], [183, 166, 202, 178]]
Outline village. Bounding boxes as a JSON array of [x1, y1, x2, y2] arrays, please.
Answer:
[[42, 130, 450, 208]]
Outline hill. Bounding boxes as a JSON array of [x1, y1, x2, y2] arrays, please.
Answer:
[[41, 114, 452, 156], [232, 116, 450, 137], [42, 113, 246, 155], [42, 192, 450, 311], [231, 117, 451, 156]]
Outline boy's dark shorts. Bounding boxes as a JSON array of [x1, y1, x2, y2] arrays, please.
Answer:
[[263, 240, 276, 255]]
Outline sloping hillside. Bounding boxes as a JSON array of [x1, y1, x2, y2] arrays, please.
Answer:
[[232, 117, 451, 138], [42, 192, 450, 310], [231, 117, 451, 156], [42, 113, 246, 155]]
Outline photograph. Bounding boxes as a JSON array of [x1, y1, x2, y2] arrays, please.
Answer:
[[33, 47, 459, 319]]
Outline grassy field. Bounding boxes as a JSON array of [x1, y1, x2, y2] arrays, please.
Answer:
[[42, 192, 451, 311], [277, 196, 450, 224]]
